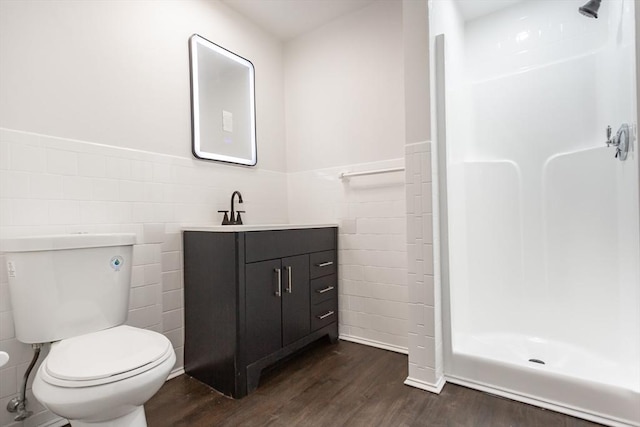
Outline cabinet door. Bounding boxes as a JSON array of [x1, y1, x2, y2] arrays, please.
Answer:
[[245, 259, 282, 364], [281, 255, 310, 346]]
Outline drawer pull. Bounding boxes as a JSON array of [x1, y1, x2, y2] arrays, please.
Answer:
[[317, 310, 335, 320], [316, 286, 335, 294], [316, 261, 334, 267]]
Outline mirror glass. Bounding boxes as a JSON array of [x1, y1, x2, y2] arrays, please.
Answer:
[[189, 34, 257, 166]]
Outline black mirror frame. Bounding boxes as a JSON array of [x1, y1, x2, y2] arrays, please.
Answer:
[[188, 34, 258, 166]]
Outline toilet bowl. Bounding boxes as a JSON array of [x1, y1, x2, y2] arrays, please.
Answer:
[[33, 325, 176, 426]]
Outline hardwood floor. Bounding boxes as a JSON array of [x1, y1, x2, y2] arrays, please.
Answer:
[[145, 340, 602, 427]]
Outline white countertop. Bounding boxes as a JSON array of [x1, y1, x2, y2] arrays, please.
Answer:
[[182, 223, 338, 232]]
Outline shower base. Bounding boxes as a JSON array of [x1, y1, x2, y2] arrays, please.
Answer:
[[447, 333, 640, 427]]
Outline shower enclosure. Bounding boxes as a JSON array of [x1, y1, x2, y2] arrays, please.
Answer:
[[433, 0, 640, 425]]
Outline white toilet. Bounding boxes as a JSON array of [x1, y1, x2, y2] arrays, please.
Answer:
[[2, 233, 176, 426]]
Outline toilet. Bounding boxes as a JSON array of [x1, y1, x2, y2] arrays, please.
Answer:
[[2, 233, 176, 426]]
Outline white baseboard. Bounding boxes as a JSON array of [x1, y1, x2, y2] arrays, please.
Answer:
[[404, 375, 446, 394], [339, 334, 408, 355]]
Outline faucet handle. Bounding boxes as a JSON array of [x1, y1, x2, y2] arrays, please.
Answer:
[[218, 210, 231, 225], [235, 211, 245, 225]]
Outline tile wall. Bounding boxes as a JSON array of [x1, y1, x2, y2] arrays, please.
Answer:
[[402, 0, 440, 393], [403, 141, 442, 391], [0, 127, 288, 427], [288, 158, 408, 352]]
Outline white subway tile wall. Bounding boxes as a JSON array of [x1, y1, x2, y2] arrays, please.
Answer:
[[405, 141, 440, 386], [0, 128, 288, 427], [288, 158, 408, 353]]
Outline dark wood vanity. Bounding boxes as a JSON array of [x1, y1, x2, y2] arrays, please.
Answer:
[[183, 225, 338, 398]]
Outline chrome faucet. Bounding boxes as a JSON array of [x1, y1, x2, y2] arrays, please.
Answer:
[[219, 191, 244, 225]]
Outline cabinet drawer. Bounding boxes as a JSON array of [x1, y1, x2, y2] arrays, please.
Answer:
[[246, 228, 335, 263], [310, 275, 336, 305], [311, 299, 337, 331], [310, 250, 336, 279]]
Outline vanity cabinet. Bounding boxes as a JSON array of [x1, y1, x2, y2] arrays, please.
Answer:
[[183, 227, 338, 398]]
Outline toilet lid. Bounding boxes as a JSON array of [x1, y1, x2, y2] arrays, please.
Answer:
[[45, 325, 171, 383]]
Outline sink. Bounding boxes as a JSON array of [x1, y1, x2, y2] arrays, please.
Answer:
[[182, 223, 338, 232]]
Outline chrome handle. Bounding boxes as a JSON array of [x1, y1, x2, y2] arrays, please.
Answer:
[[606, 123, 630, 161], [316, 261, 333, 267], [615, 124, 630, 161], [317, 310, 335, 320], [316, 286, 335, 294], [274, 268, 281, 297], [286, 266, 292, 293]]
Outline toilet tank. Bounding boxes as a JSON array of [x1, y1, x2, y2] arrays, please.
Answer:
[[1, 234, 136, 344]]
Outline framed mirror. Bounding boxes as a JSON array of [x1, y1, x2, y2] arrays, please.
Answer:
[[189, 34, 257, 166]]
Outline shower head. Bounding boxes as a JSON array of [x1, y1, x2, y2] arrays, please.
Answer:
[[578, 0, 601, 18]]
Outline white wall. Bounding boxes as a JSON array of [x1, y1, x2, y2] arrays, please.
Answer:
[[0, 1, 288, 426], [403, 0, 442, 391], [285, 0, 405, 172], [285, 0, 410, 352], [0, 0, 287, 172]]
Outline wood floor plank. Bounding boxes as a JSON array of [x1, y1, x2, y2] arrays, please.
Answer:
[[145, 340, 603, 427]]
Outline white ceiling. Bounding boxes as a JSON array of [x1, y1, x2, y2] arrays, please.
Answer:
[[222, 0, 378, 41], [221, 0, 525, 42]]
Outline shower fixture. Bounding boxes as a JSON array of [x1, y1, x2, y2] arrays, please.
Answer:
[[605, 123, 630, 161], [578, 0, 601, 18]]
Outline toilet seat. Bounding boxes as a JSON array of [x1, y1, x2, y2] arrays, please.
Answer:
[[41, 325, 173, 388]]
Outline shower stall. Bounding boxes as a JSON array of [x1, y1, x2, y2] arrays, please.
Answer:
[[433, 0, 640, 425]]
